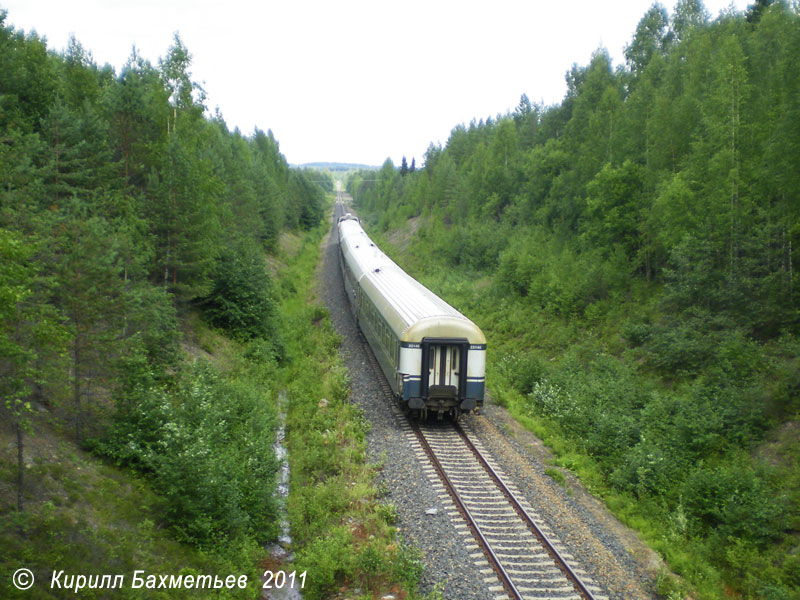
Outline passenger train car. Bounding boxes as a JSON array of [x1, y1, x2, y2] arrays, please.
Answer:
[[337, 210, 486, 418]]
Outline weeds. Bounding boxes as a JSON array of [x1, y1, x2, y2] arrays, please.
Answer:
[[280, 222, 425, 599]]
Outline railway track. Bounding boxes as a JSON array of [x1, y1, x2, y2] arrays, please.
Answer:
[[412, 421, 605, 600], [358, 330, 607, 600]]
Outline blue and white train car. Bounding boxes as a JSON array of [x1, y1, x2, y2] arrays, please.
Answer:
[[337, 212, 486, 418]]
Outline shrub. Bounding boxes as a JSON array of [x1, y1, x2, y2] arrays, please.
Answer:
[[202, 246, 280, 341], [645, 311, 719, 375], [101, 362, 279, 547], [295, 526, 353, 599], [621, 318, 653, 346], [525, 379, 572, 420], [681, 458, 786, 546], [389, 541, 425, 592], [497, 352, 546, 394], [610, 441, 677, 498]]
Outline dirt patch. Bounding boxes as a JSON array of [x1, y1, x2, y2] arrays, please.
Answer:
[[385, 216, 421, 252], [1, 414, 103, 515], [757, 420, 799, 467], [264, 231, 303, 278]]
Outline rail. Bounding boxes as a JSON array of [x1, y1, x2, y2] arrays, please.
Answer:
[[452, 420, 598, 600]]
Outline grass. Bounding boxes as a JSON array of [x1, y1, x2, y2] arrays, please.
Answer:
[[274, 218, 428, 600], [544, 468, 567, 487]]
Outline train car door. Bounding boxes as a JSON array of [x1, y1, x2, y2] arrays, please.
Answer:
[[427, 345, 457, 390], [421, 339, 468, 399]]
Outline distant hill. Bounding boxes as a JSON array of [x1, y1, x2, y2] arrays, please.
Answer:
[[294, 162, 378, 171]]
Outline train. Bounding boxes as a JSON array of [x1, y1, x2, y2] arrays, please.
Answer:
[[336, 207, 486, 419]]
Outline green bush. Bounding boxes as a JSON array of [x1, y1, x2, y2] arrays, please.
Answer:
[[202, 245, 280, 342], [497, 234, 634, 317], [610, 440, 678, 498], [497, 352, 546, 394], [621, 318, 653, 346], [294, 525, 353, 599], [101, 362, 279, 547], [645, 310, 720, 375], [681, 458, 786, 546]]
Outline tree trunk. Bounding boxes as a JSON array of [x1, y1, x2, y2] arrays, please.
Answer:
[[73, 335, 82, 444], [16, 421, 24, 512]]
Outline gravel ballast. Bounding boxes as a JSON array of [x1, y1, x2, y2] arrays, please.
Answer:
[[316, 211, 662, 599]]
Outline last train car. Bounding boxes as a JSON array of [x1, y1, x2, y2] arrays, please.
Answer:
[[337, 213, 486, 418]]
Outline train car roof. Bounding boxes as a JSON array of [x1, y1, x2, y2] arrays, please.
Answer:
[[338, 218, 392, 281], [339, 218, 486, 345]]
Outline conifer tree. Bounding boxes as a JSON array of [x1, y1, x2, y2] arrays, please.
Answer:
[[0, 229, 67, 509], [44, 204, 128, 442]]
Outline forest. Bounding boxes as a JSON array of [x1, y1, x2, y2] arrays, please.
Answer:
[[0, 13, 347, 597], [349, 1, 799, 599]]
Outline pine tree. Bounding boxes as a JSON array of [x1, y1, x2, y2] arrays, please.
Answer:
[[44, 204, 129, 442], [0, 228, 67, 509], [105, 47, 170, 186], [38, 98, 122, 208]]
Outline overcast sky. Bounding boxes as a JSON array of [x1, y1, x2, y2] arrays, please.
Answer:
[[2, 0, 747, 166]]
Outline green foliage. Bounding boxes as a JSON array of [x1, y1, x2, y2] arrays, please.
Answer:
[[0, 227, 68, 512], [497, 352, 545, 395], [545, 467, 567, 487], [0, 445, 264, 600], [0, 16, 330, 590], [681, 456, 786, 545], [102, 361, 279, 547], [0, 228, 61, 417], [296, 525, 354, 598], [351, 2, 800, 339], [286, 169, 326, 231], [582, 159, 648, 262], [496, 231, 632, 316], [0, 15, 57, 130], [202, 245, 280, 342], [125, 283, 181, 370], [278, 228, 423, 599]]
